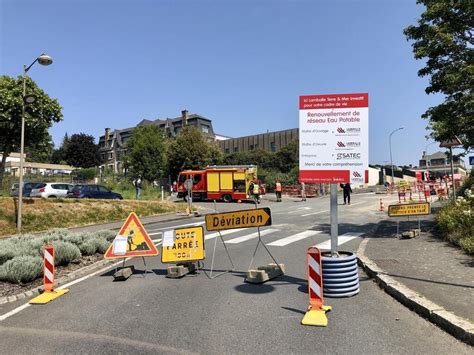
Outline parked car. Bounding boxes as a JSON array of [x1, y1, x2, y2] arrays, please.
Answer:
[[10, 182, 43, 197], [29, 183, 74, 198], [66, 184, 123, 199]]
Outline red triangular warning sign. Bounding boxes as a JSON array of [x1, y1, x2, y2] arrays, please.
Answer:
[[104, 212, 159, 259]]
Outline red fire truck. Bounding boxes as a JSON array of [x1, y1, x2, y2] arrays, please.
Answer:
[[176, 165, 265, 202]]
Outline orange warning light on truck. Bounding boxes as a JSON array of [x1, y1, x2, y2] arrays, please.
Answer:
[[176, 165, 265, 202]]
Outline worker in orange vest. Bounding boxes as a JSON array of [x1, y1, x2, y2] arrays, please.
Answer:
[[275, 180, 282, 202]]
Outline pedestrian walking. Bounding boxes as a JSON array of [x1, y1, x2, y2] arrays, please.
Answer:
[[342, 183, 352, 205], [133, 175, 142, 200], [301, 181, 307, 201], [275, 180, 282, 202], [172, 180, 177, 195]]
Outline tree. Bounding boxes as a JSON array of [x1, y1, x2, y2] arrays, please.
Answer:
[[123, 125, 168, 182], [64, 133, 100, 168], [51, 133, 69, 164], [26, 135, 54, 163], [275, 139, 299, 173], [224, 149, 276, 169], [0, 75, 63, 185], [168, 126, 223, 179], [404, 1, 473, 151]]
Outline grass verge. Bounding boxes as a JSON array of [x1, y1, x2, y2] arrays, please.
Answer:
[[0, 197, 185, 237]]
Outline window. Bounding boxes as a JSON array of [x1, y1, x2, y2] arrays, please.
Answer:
[[193, 174, 202, 184], [178, 174, 186, 183], [98, 186, 110, 192], [225, 148, 229, 154], [234, 147, 239, 153], [108, 152, 113, 159], [270, 142, 276, 152], [201, 126, 209, 133], [249, 144, 254, 150], [101, 153, 106, 161]]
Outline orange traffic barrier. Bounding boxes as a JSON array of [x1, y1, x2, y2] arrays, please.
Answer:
[[43, 245, 55, 292], [29, 245, 69, 304], [301, 247, 331, 326]]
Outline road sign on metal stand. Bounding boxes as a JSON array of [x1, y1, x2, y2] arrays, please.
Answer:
[[202, 201, 235, 279], [205, 207, 272, 231], [104, 212, 159, 277], [245, 201, 284, 284], [388, 202, 431, 237]]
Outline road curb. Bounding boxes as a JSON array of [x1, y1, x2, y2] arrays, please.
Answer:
[[0, 258, 119, 305], [357, 238, 474, 346]]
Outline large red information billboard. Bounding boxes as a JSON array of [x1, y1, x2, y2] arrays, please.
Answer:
[[299, 93, 369, 184]]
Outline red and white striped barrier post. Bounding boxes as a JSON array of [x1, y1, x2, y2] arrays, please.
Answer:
[[379, 199, 385, 212], [43, 245, 55, 293], [29, 245, 69, 304], [301, 247, 331, 326]]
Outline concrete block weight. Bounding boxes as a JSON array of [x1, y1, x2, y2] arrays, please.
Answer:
[[246, 263, 285, 284], [113, 266, 135, 281]]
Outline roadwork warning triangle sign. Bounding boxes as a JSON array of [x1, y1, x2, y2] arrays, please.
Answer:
[[104, 212, 159, 259]]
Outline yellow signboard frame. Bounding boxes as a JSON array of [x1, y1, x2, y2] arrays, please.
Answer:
[[388, 203, 430, 217], [161, 226, 205, 263], [205, 208, 272, 231]]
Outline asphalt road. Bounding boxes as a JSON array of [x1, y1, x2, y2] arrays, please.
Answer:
[[0, 193, 471, 354]]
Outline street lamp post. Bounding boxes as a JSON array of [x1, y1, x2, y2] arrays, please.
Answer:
[[389, 127, 404, 186], [17, 53, 53, 233]]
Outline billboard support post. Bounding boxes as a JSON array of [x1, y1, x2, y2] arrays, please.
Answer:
[[330, 184, 338, 256]]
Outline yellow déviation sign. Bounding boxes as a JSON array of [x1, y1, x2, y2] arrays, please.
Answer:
[[205, 208, 272, 231], [388, 203, 430, 217], [161, 226, 205, 263]]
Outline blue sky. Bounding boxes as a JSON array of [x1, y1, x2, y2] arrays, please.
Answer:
[[1, 0, 469, 167]]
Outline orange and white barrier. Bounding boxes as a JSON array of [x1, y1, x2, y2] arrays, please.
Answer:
[[301, 247, 331, 326], [379, 199, 385, 212], [43, 245, 55, 292], [29, 244, 69, 304]]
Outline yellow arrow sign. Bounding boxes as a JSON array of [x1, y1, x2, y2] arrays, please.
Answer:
[[388, 203, 430, 217], [205, 208, 272, 231]]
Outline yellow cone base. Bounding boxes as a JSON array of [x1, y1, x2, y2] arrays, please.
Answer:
[[29, 289, 69, 304], [301, 305, 332, 327]]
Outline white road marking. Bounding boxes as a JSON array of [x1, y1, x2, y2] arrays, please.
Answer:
[[267, 230, 322, 246], [146, 221, 205, 232], [302, 210, 328, 217], [313, 232, 364, 250], [226, 229, 279, 244], [205, 228, 247, 241], [0, 258, 126, 322]]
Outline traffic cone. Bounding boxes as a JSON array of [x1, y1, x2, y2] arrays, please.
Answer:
[[379, 199, 385, 212]]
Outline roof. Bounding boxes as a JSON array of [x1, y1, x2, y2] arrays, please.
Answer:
[[422, 151, 448, 160], [6, 161, 75, 170]]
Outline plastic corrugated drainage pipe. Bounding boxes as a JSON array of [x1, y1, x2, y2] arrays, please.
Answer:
[[322, 251, 359, 298]]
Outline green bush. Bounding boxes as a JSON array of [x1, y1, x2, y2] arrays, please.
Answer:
[[95, 238, 110, 254], [0, 256, 43, 284], [78, 238, 98, 255], [437, 185, 473, 254], [94, 230, 116, 242], [0, 240, 17, 265], [51, 241, 81, 266]]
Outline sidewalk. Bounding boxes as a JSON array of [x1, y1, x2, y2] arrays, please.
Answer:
[[359, 213, 474, 345]]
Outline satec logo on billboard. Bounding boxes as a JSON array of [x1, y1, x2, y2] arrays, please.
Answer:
[[337, 153, 361, 160]]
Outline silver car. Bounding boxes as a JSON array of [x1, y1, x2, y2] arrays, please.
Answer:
[[29, 183, 74, 198]]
